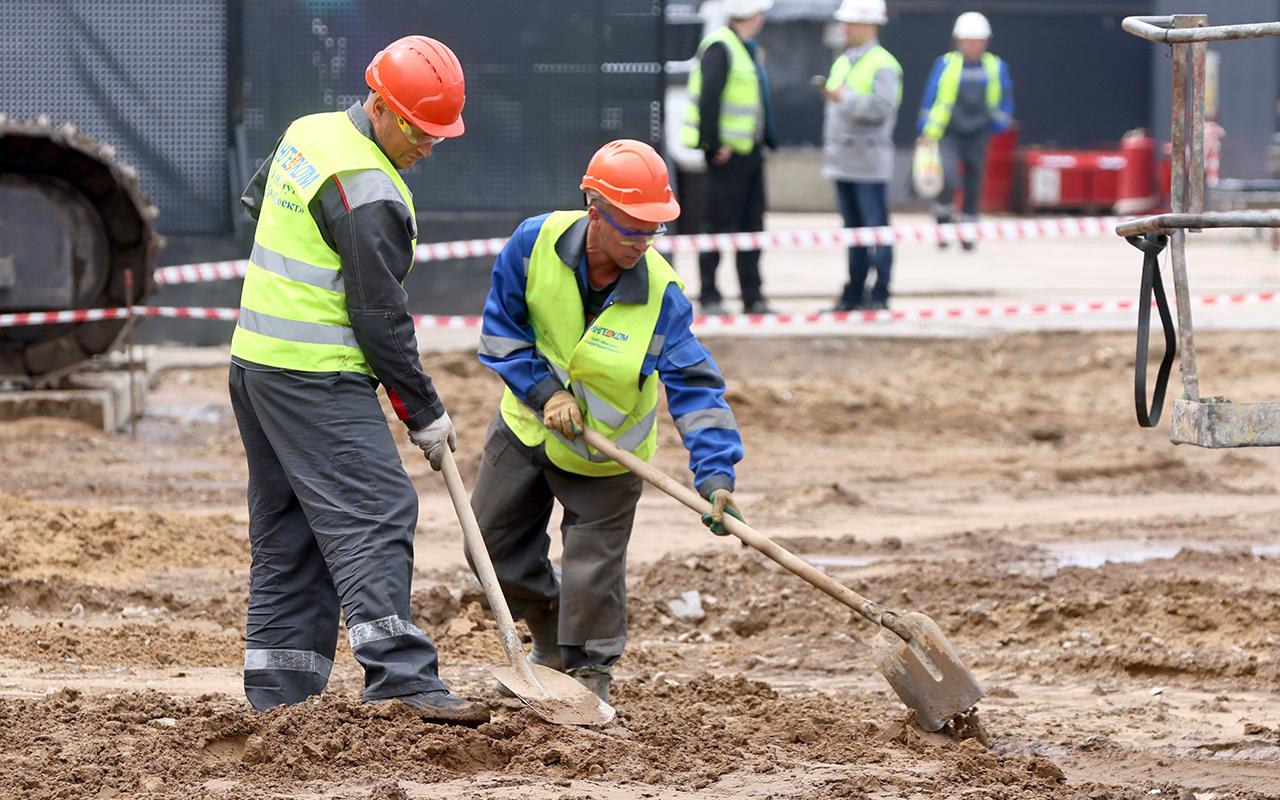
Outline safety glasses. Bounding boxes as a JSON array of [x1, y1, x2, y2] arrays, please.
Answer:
[[597, 207, 666, 245], [395, 113, 445, 147]]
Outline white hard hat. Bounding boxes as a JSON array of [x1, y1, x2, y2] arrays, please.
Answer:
[[722, 0, 773, 19], [834, 0, 887, 25], [953, 11, 992, 39]]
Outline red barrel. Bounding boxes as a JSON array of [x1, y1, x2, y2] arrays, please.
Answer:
[[1115, 129, 1157, 214]]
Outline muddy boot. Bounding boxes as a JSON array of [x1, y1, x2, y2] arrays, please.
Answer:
[[497, 612, 562, 697], [389, 690, 490, 726], [567, 665, 612, 703]]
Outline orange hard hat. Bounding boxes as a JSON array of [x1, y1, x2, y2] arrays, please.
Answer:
[[580, 139, 680, 223], [365, 35, 466, 138]]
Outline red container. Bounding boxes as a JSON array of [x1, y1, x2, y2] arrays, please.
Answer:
[[981, 127, 1019, 213], [1024, 150, 1091, 210], [1089, 153, 1128, 208], [1115, 130, 1157, 214]]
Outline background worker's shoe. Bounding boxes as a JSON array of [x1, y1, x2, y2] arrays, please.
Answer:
[[700, 300, 728, 317], [389, 690, 490, 726], [567, 665, 612, 703]]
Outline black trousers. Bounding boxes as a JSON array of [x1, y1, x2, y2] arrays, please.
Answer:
[[229, 361, 445, 710], [699, 147, 766, 307], [935, 131, 989, 222]]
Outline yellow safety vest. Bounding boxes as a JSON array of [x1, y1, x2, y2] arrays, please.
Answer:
[[921, 51, 1003, 141], [499, 210, 682, 477], [826, 44, 903, 103], [681, 27, 763, 155], [230, 111, 416, 374]]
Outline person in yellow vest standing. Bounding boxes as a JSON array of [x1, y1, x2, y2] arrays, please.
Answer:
[[681, 0, 777, 316], [821, 0, 902, 311], [472, 140, 745, 703], [229, 36, 489, 725], [917, 11, 1014, 250]]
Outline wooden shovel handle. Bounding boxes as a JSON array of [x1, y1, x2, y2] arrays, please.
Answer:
[[439, 449, 547, 683], [581, 429, 912, 642]]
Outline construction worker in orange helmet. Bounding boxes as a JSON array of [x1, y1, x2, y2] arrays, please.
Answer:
[[230, 35, 487, 725], [470, 139, 745, 704]]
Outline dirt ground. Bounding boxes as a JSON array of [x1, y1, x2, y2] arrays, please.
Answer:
[[1, 330, 1278, 799]]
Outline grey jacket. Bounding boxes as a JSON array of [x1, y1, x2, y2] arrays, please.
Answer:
[[821, 42, 902, 183]]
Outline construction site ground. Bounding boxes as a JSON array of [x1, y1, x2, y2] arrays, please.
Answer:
[[2, 215, 1279, 799]]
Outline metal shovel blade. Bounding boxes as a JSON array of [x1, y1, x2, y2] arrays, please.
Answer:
[[491, 663, 616, 727], [871, 611, 985, 732]]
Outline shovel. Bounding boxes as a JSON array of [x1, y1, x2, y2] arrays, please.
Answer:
[[581, 429, 984, 732], [437, 449, 615, 726]]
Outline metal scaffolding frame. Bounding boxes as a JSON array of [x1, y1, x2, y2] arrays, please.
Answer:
[[1117, 14, 1280, 448]]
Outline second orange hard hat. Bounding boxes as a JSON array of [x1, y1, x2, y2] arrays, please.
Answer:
[[366, 35, 466, 138], [580, 140, 681, 223]]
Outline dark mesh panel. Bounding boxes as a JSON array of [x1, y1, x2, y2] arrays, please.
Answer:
[[241, 0, 665, 212], [0, 1, 229, 235]]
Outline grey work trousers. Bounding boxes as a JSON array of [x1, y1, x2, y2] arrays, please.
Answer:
[[469, 415, 643, 670], [934, 131, 990, 222], [229, 361, 445, 710]]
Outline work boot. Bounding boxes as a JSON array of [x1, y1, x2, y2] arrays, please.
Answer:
[[700, 300, 728, 317], [388, 690, 490, 726], [567, 665, 612, 703], [743, 300, 776, 315]]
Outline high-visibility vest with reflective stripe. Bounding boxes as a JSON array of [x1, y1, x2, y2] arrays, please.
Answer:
[[499, 210, 682, 477], [681, 27, 762, 156], [826, 44, 902, 104], [922, 51, 1003, 141], [230, 111, 416, 374]]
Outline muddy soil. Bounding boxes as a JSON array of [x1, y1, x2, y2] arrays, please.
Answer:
[[0, 331, 1277, 799]]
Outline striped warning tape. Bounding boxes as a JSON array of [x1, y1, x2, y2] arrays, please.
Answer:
[[152, 215, 1127, 287], [3, 291, 1274, 331]]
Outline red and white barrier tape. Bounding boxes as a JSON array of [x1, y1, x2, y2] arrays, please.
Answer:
[[154, 260, 247, 286], [3, 291, 1275, 331], [152, 216, 1125, 287]]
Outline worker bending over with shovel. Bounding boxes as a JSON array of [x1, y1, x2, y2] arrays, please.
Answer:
[[473, 140, 745, 703], [229, 36, 487, 725]]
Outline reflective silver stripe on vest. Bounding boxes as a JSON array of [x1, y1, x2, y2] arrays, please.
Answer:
[[478, 334, 534, 359], [336, 168, 407, 210], [576, 381, 628, 429], [720, 102, 760, 117], [243, 648, 334, 676], [348, 615, 425, 649], [646, 334, 666, 358], [238, 307, 359, 349], [250, 242, 343, 293], [547, 406, 657, 463], [675, 407, 739, 437]]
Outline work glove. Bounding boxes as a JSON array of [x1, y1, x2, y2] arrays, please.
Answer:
[[700, 488, 743, 536], [542, 390, 584, 439], [408, 411, 456, 471]]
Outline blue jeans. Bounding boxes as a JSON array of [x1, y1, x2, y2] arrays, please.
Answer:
[[834, 180, 892, 306]]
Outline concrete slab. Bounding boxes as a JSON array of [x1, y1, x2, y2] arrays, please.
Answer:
[[0, 370, 147, 432]]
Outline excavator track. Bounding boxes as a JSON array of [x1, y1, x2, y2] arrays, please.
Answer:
[[0, 115, 160, 385]]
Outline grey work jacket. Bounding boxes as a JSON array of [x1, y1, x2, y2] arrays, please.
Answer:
[[821, 42, 902, 184]]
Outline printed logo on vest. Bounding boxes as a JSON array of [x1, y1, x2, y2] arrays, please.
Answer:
[[273, 140, 322, 190], [589, 325, 629, 343]]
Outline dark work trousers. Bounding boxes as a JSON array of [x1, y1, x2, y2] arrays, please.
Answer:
[[935, 131, 990, 222], [229, 361, 445, 710], [469, 415, 643, 671], [834, 180, 892, 307], [699, 147, 766, 308]]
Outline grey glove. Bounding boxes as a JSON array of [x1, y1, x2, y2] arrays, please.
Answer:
[[409, 411, 457, 471]]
